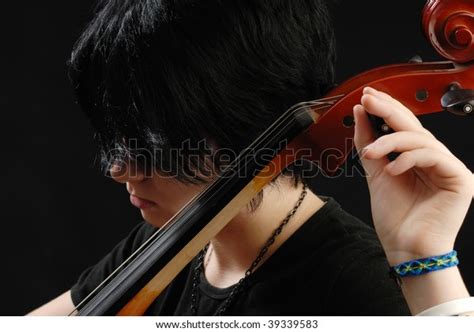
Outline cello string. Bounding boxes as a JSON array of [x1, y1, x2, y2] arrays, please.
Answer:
[[69, 94, 344, 315]]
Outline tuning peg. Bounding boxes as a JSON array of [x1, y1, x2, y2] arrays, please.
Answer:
[[367, 114, 399, 161], [441, 85, 474, 116], [408, 55, 423, 63]]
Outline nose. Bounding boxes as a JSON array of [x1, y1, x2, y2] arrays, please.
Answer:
[[108, 158, 146, 184]]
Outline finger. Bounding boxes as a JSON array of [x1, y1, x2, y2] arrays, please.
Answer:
[[363, 87, 422, 125], [385, 147, 469, 184], [361, 92, 426, 134], [353, 104, 389, 178], [353, 104, 375, 148], [363, 131, 452, 160], [471, 173, 474, 198]]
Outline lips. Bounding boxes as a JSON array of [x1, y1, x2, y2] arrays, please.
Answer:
[[129, 194, 156, 209]]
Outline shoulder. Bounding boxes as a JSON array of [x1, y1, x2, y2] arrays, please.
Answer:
[[307, 197, 410, 315], [297, 196, 385, 259], [277, 196, 410, 315]]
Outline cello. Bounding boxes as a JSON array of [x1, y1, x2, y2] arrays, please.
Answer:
[[72, 0, 474, 315]]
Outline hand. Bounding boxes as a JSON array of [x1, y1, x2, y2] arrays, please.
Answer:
[[353, 87, 474, 266]]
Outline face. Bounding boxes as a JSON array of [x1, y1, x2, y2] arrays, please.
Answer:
[[109, 160, 207, 228]]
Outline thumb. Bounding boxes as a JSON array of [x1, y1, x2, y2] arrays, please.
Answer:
[[353, 104, 389, 178]]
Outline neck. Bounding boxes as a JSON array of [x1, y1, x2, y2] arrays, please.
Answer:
[[204, 177, 325, 288]]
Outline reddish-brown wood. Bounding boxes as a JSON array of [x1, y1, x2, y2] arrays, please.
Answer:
[[422, 0, 474, 63], [295, 61, 473, 175]]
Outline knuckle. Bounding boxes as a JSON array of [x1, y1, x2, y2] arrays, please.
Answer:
[[375, 134, 389, 145], [415, 130, 441, 147], [420, 127, 435, 137]]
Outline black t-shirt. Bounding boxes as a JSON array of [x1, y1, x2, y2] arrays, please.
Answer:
[[71, 196, 410, 315]]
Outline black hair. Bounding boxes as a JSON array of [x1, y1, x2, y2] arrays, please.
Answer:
[[69, 0, 336, 185]]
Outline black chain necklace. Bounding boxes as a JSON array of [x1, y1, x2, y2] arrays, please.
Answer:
[[190, 183, 308, 315]]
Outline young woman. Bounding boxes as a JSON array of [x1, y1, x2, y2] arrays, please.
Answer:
[[29, 0, 473, 315]]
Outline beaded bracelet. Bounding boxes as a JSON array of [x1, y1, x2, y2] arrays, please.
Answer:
[[391, 250, 459, 278]]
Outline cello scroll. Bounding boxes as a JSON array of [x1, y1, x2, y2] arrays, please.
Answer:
[[422, 0, 474, 63]]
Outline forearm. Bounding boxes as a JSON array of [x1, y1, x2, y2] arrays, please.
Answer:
[[27, 290, 75, 316]]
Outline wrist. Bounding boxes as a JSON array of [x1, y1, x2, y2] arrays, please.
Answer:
[[390, 250, 458, 280], [384, 242, 455, 266], [386, 249, 467, 315], [398, 266, 470, 315]]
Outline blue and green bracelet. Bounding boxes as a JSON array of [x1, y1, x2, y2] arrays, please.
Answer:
[[390, 250, 459, 278]]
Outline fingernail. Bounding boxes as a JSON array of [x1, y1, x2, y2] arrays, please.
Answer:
[[363, 86, 375, 94]]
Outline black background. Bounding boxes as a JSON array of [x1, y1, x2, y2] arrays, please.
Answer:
[[1, 0, 472, 315]]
